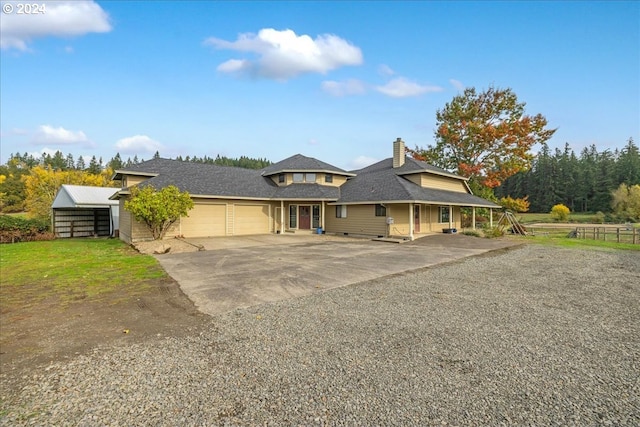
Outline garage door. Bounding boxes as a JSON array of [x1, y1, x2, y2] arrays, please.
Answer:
[[235, 204, 270, 235], [181, 204, 226, 237]]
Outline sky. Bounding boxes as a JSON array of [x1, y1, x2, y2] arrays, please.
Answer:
[[1, 1, 638, 171]]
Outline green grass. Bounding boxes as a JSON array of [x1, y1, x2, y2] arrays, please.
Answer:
[[524, 234, 640, 251], [0, 238, 166, 308]]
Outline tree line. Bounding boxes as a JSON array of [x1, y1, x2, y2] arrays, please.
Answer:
[[495, 138, 640, 213]]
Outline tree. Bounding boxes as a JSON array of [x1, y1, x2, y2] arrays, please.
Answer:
[[124, 185, 194, 240], [499, 196, 529, 213], [611, 183, 640, 222], [416, 86, 556, 194]]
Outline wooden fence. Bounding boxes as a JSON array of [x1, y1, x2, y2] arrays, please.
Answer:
[[528, 225, 639, 244]]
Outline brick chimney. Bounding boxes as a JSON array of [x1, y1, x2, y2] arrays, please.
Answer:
[[393, 137, 405, 168]]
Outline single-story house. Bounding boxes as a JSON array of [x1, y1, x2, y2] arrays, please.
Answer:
[[52, 184, 121, 238], [111, 138, 500, 243]]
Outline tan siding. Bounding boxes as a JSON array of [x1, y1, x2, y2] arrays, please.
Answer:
[[421, 174, 468, 193], [270, 173, 348, 187], [387, 204, 411, 236], [406, 174, 422, 186], [118, 199, 132, 243], [125, 175, 151, 187], [325, 204, 387, 236]]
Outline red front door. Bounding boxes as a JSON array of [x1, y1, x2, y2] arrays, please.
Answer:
[[414, 205, 421, 233], [299, 206, 311, 229]]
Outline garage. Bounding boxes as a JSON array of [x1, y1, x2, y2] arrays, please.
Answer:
[[51, 185, 120, 238], [180, 204, 226, 237], [234, 204, 271, 235]]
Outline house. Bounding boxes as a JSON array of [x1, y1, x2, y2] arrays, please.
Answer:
[[51, 184, 120, 238], [111, 138, 500, 243]]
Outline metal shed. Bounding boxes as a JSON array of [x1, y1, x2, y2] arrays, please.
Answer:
[[51, 185, 120, 238]]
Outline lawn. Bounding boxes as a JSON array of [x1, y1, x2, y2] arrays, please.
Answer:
[[516, 212, 601, 224], [0, 238, 166, 309]]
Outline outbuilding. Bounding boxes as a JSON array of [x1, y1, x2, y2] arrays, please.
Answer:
[[51, 185, 120, 238]]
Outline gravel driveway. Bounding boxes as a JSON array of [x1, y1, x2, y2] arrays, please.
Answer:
[[2, 245, 639, 426]]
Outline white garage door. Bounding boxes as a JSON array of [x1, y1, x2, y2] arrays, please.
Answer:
[[181, 204, 226, 237], [235, 204, 270, 235]]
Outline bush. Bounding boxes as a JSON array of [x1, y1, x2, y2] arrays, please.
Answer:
[[462, 229, 482, 237], [550, 204, 570, 222], [592, 211, 606, 224], [483, 225, 505, 238], [0, 215, 53, 243]]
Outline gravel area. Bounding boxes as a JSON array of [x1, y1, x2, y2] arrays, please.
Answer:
[[2, 245, 639, 426]]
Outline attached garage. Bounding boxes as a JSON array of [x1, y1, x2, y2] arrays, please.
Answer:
[[51, 185, 120, 238], [180, 203, 226, 237], [234, 204, 271, 235]]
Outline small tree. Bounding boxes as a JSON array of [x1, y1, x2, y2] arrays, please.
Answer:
[[499, 196, 529, 213], [124, 185, 194, 240], [611, 183, 640, 222], [550, 203, 570, 222]]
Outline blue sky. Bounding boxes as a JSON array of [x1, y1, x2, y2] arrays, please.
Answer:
[[1, 1, 638, 170]]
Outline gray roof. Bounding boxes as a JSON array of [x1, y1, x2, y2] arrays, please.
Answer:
[[52, 185, 120, 209], [112, 157, 498, 208], [338, 159, 499, 208], [261, 154, 354, 177]]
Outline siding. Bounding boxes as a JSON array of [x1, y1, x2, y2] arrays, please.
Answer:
[[405, 173, 468, 193], [119, 199, 132, 243], [270, 173, 347, 187], [324, 204, 387, 236]]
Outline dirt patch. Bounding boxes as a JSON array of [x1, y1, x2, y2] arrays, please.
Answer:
[[0, 276, 209, 396], [133, 237, 202, 255]]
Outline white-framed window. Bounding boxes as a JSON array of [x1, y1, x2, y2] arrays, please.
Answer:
[[278, 174, 285, 183], [293, 173, 303, 183], [336, 205, 347, 218], [305, 173, 316, 183], [325, 174, 333, 183], [375, 204, 386, 217], [439, 206, 451, 223]]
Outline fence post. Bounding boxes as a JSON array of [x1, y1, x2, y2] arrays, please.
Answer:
[[617, 227, 620, 243]]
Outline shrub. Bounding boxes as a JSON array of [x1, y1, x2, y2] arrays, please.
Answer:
[[462, 229, 482, 237], [0, 215, 53, 243], [592, 211, 606, 224], [483, 225, 505, 238], [550, 204, 570, 222], [499, 196, 530, 213]]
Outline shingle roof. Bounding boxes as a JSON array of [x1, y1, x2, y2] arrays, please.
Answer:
[[261, 154, 354, 176], [273, 184, 340, 200], [338, 159, 499, 208]]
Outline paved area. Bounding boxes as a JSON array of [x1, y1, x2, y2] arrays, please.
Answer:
[[155, 233, 522, 316]]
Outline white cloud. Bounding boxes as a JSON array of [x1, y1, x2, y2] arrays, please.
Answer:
[[375, 77, 443, 98], [0, 1, 111, 51], [321, 79, 367, 97], [27, 147, 58, 159], [378, 64, 395, 76], [449, 79, 465, 91], [204, 28, 363, 80], [32, 125, 90, 145], [348, 155, 378, 170], [115, 135, 162, 154]]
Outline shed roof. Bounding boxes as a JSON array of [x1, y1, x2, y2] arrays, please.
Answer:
[[52, 185, 120, 209]]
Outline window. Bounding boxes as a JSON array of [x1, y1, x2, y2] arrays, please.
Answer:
[[293, 173, 303, 183], [336, 205, 347, 218], [325, 174, 333, 183], [439, 206, 451, 223], [289, 204, 298, 228], [375, 204, 386, 217], [312, 205, 320, 228], [278, 174, 285, 183], [305, 173, 316, 183]]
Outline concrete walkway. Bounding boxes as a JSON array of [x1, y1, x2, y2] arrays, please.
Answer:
[[155, 234, 523, 316]]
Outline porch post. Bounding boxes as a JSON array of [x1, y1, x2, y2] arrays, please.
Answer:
[[490, 208, 493, 227], [449, 205, 453, 229], [280, 200, 284, 234], [409, 203, 414, 241], [321, 201, 325, 230], [472, 207, 476, 230]]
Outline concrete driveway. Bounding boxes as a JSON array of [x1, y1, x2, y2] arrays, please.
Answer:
[[155, 234, 522, 316]]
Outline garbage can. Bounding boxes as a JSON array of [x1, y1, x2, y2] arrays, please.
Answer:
[[316, 227, 323, 234]]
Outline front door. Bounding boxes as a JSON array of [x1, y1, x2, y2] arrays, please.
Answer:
[[414, 205, 421, 233], [299, 206, 311, 229]]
